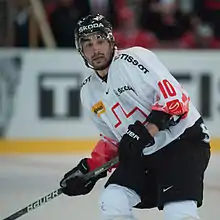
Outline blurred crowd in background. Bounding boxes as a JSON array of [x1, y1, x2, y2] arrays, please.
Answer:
[[1, 0, 220, 49]]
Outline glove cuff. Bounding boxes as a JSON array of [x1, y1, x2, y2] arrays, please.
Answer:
[[77, 158, 90, 174]]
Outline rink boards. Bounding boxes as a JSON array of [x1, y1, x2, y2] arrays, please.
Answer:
[[0, 50, 220, 153], [0, 138, 219, 153]]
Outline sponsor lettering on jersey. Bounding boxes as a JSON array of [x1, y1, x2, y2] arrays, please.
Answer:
[[115, 53, 149, 74], [91, 100, 106, 117], [79, 23, 104, 33], [166, 99, 189, 116], [81, 75, 92, 88], [113, 85, 135, 96]]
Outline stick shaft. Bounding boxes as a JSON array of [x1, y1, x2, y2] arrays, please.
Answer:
[[2, 157, 119, 220], [2, 188, 62, 220]]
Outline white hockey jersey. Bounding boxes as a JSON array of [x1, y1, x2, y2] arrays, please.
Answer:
[[80, 47, 201, 155]]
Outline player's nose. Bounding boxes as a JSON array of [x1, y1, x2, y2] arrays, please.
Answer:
[[92, 41, 102, 53], [92, 46, 100, 54]]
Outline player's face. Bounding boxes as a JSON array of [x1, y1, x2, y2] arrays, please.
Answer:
[[81, 34, 114, 70]]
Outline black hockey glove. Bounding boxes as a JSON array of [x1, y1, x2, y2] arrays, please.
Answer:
[[60, 158, 107, 196], [118, 121, 155, 162]]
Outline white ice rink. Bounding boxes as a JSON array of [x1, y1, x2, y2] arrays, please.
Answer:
[[0, 153, 220, 220]]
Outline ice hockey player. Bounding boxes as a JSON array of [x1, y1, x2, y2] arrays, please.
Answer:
[[60, 14, 211, 220]]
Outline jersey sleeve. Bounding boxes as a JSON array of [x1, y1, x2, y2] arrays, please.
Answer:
[[87, 136, 118, 171], [84, 110, 119, 171], [80, 87, 118, 171], [131, 47, 190, 117]]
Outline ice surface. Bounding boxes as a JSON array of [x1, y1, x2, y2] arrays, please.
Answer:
[[0, 153, 219, 220]]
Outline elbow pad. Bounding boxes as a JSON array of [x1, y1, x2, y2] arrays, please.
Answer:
[[147, 110, 171, 130]]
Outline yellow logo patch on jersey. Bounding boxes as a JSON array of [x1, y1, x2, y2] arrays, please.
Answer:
[[91, 100, 106, 117]]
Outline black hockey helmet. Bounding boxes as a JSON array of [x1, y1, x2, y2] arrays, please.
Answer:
[[74, 14, 115, 68]]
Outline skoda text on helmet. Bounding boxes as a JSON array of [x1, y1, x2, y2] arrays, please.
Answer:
[[78, 23, 105, 33], [74, 14, 116, 70]]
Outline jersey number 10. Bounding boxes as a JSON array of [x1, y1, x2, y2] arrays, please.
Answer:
[[158, 79, 177, 98]]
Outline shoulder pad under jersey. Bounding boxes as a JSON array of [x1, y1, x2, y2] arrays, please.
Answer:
[[81, 74, 92, 88]]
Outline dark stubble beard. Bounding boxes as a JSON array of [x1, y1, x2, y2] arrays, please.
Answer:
[[92, 49, 114, 71], [93, 57, 113, 70]]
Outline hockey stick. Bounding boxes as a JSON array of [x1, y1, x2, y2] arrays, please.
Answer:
[[2, 156, 119, 220]]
